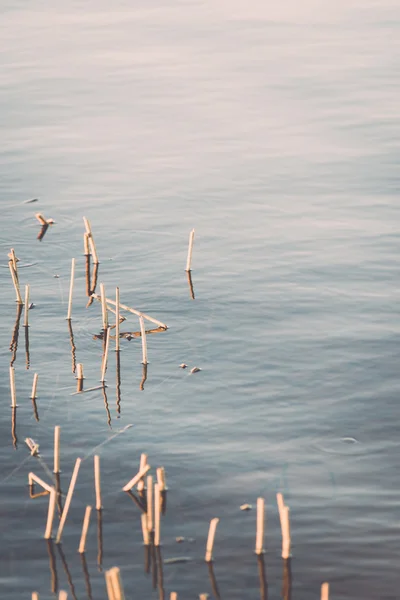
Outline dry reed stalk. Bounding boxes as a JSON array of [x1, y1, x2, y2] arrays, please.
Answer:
[[185, 228, 195, 271], [115, 287, 120, 351], [56, 458, 82, 543], [94, 455, 102, 510], [31, 373, 38, 399], [28, 474, 56, 539], [78, 505, 92, 553], [83, 217, 99, 264], [9, 261, 23, 303], [255, 497, 265, 554], [9, 366, 17, 407], [170, 593, 178, 600], [54, 426, 61, 474], [58, 592, 68, 600], [122, 463, 150, 492], [101, 327, 110, 382], [32, 593, 39, 600], [205, 517, 219, 562], [139, 316, 148, 364], [154, 483, 161, 546], [66, 258, 75, 320], [29, 472, 53, 493], [84, 232, 90, 256], [137, 454, 148, 492], [321, 582, 329, 600], [156, 467, 167, 491], [141, 513, 150, 545], [76, 363, 84, 392], [24, 284, 30, 327], [277, 493, 291, 559], [146, 475, 153, 532], [106, 567, 125, 600], [100, 283, 108, 330], [199, 595, 208, 600], [91, 294, 167, 330]]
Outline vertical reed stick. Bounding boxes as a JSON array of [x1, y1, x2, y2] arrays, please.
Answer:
[[277, 493, 291, 559], [147, 475, 153, 532], [255, 497, 265, 554], [156, 467, 167, 491], [76, 363, 84, 392], [10, 366, 17, 407], [101, 327, 110, 382], [137, 453, 147, 492], [32, 593, 39, 600], [185, 228, 195, 271], [45, 489, 57, 540], [321, 583, 329, 600], [58, 592, 68, 600], [94, 455, 102, 510], [54, 426, 61, 474], [56, 458, 82, 543], [139, 316, 148, 365], [170, 592, 178, 600], [205, 517, 219, 562], [107, 567, 125, 600], [24, 284, 30, 327], [67, 258, 75, 320], [31, 373, 38, 399], [154, 483, 161, 546], [141, 513, 150, 545], [9, 261, 23, 303], [78, 506, 92, 553], [100, 283, 108, 330], [115, 287, 120, 352]]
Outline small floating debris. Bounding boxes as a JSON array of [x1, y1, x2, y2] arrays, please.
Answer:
[[53, 274, 60, 278], [29, 303, 35, 309], [35, 213, 55, 226], [240, 503, 252, 511], [23, 198, 38, 204], [179, 364, 187, 369], [175, 536, 185, 543], [164, 557, 193, 565], [340, 437, 358, 444], [190, 367, 201, 374]]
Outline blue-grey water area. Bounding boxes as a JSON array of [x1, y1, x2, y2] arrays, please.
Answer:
[[1, 1, 400, 598]]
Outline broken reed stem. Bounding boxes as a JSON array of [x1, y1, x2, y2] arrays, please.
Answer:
[[67, 258, 75, 320], [45, 489, 57, 540], [321, 582, 329, 600], [154, 483, 161, 546], [78, 505, 92, 553], [56, 457, 82, 544], [94, 455, 102, 510], [115, 287, 120, 351], [205, 517, 219, 562], [91, 294, 168, 330], [24, 284, 30, 327], [58, 592, 68, 600], [9, 261, 23, 303], [170, 592, 178, 600], [277, 493, 291, 559], [255, 497, 265, 554], [146, 475, 153, 532], [106, 567, 125, 600], [10, 366, 17, 407], [32, 593, 39, 600], [100, 283, 108, 330], [122, 463, 151, 492], [83, 217, 99, 264], [100, 327, 110, 382], [54, 426, 61, 474], [76, 363, 84, 392], [156, 467, 167, 491], [139, 316, 148, 365], [185, 228, 195, 271], [137, 454, 148, 492], [141, 513, 150, 545], [31, 373, 38, 399]]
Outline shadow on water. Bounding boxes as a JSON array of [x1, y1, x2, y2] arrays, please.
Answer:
[[46, 539, 58, 594], [9, 303, 23, 367], [67, 319, 77, 374], [24, 325, 30, 369], [186, 270, 195, 300], [257, 554, 268, 600]]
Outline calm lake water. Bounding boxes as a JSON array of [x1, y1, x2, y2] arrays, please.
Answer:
[[1, 1, 400, 598]]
